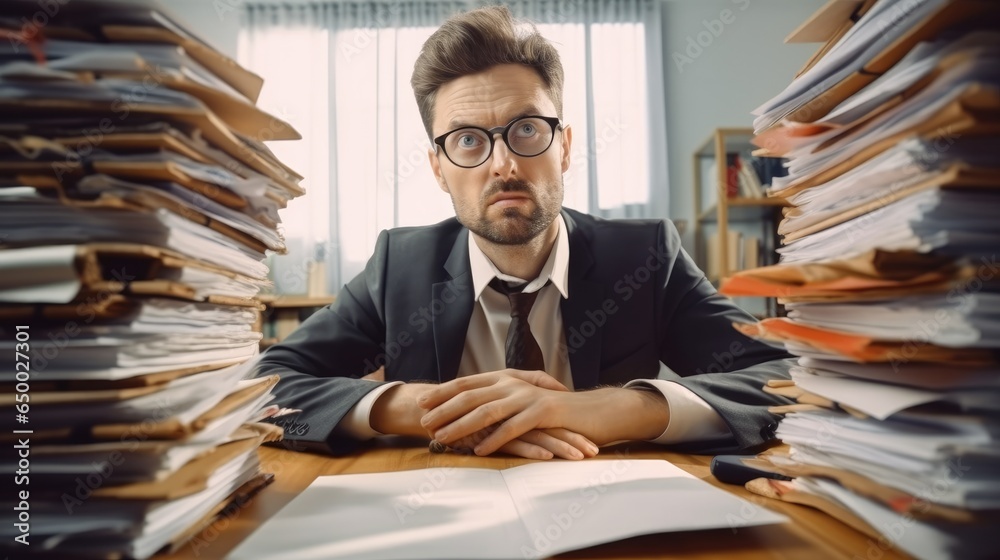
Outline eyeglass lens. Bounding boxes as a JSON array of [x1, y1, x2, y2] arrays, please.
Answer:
[[443, 117, 554, 167]]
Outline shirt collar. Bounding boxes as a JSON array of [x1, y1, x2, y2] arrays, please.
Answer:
[[468, 213, 570, 301]]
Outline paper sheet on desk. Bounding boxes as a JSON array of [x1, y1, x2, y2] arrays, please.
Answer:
[[227, 460, 787, 560]]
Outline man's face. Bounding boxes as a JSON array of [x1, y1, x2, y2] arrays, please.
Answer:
[[428, 64, 572, 245]]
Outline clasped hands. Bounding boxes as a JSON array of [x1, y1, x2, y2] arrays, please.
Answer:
[[370, 368, 669, 461], [417, 370, 601, 461]]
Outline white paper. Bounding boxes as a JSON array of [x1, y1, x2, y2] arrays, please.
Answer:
[[792, 367, 940, 420], [0, 244, 80, 303], [228, 460, 787, 560], [752, 0, 946, 130], [777, 411, 994, 468]]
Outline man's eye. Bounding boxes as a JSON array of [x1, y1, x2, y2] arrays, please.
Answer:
[[458, 134, 481, 148], [515, 123, 536, 137]]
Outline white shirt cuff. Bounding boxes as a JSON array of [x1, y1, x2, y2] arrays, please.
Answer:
[[623, 379, 731, 444], [334, 381, 404, 439]]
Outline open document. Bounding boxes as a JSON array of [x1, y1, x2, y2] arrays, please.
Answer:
[[227, 459, 787, 560]]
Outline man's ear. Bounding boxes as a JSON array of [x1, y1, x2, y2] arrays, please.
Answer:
[[428, 147, 450, 193], [560, 124, 573, 174]]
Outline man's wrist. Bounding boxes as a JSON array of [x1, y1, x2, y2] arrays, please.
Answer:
[[370, 383, 434, 438], [571, 387, 670, 444], [626, 386, 671, 441]]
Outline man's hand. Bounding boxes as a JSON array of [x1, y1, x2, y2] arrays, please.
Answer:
[[369, 376, 598, 459], [417, 370, 671, 455], [438, 426, 599, 461]]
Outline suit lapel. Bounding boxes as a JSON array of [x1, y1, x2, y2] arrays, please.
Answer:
[[560, 210, 605, 390], [430, 211, 606, 388], [432, 232, 474, 383]]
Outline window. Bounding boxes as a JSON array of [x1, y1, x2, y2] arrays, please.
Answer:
[[239, 1, 666, 293]]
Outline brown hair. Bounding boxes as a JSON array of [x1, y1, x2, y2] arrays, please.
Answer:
[[411, 5, 564, 138]]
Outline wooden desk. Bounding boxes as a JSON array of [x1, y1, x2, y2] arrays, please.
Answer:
[[157, 440, 908, 560]]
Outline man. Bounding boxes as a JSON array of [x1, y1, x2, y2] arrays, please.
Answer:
[[257, 6, 793, 460]]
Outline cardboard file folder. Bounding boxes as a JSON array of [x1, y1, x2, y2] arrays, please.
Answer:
[[779, 166, 1000, 242], [772, 92, 999, 197], [0, 375, 279, 442], [102, 24, 264, 103], [0, 294, 259, 329], [2, 0, 266, 102], [785, 0, 872, 44], [0, 92, 300, 184], [91, 377, 281, 440], [746, 478, 884, 540], [0, 159, 248, 210], [47, 128, 304, 196], [0, 370, 276, 411], [86, 436, 263, 500], [0, 242, 269, 304], [750, 452, 991, 524], [787, 0, 878, 78], [754, 45, 997, 158], [8, 176, 275, 255], [30, 47, 296, 141], [0, 120, 301, 193], [779, 0, 999, 127], [98, 66, 298, 142]]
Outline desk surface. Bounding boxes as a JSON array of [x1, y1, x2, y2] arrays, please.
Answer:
[[157, 440, 907, 560]]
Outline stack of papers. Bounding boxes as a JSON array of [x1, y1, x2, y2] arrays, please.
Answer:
[[0, 1, 303, 557], [724, 1, 1000, 558]]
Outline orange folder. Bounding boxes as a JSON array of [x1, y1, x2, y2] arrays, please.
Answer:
[[734, 318, 996, 364], [719, 250, 972, 302]]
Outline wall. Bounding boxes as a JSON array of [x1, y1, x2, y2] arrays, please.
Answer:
[[165, 0, 824, 255], [164, 0, 242, 59], [661, 0, 825, 251]]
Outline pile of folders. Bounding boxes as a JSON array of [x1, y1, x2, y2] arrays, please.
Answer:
[[722, 0, 1000, 558], [0, 0, 302, 557]]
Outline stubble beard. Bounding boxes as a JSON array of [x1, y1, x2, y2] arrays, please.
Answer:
[[457, 179, 561, 245]]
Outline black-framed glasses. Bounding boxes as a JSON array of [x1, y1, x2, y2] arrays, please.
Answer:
[[433, 115, 562, 169]]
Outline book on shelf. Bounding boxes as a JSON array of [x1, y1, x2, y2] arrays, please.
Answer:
[[722, 152, 786, 199], [724, 152, 741, 198], [706, 230, 762, 281], [737, 159, 766, 199]]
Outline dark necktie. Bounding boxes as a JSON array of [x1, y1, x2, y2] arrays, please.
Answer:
[[490, 278, 545, 372]]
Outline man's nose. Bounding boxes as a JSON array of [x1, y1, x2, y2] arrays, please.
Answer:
[[489, 135, 517, 179]]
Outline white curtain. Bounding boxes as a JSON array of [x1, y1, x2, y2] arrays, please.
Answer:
[[239, 0, 668, 294]]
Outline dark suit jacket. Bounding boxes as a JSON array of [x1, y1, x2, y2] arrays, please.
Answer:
[[257, 208, 793, 455]]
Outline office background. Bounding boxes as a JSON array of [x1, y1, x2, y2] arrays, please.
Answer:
[[167, 0, 824, 293]]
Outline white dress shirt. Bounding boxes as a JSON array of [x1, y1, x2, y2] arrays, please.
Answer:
[[338, 215, 731, 445]]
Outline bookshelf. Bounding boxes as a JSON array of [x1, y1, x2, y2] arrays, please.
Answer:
[[693, 128, 788, 278], [692, 128, 788, 316], [255, 294, 336, 348]]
